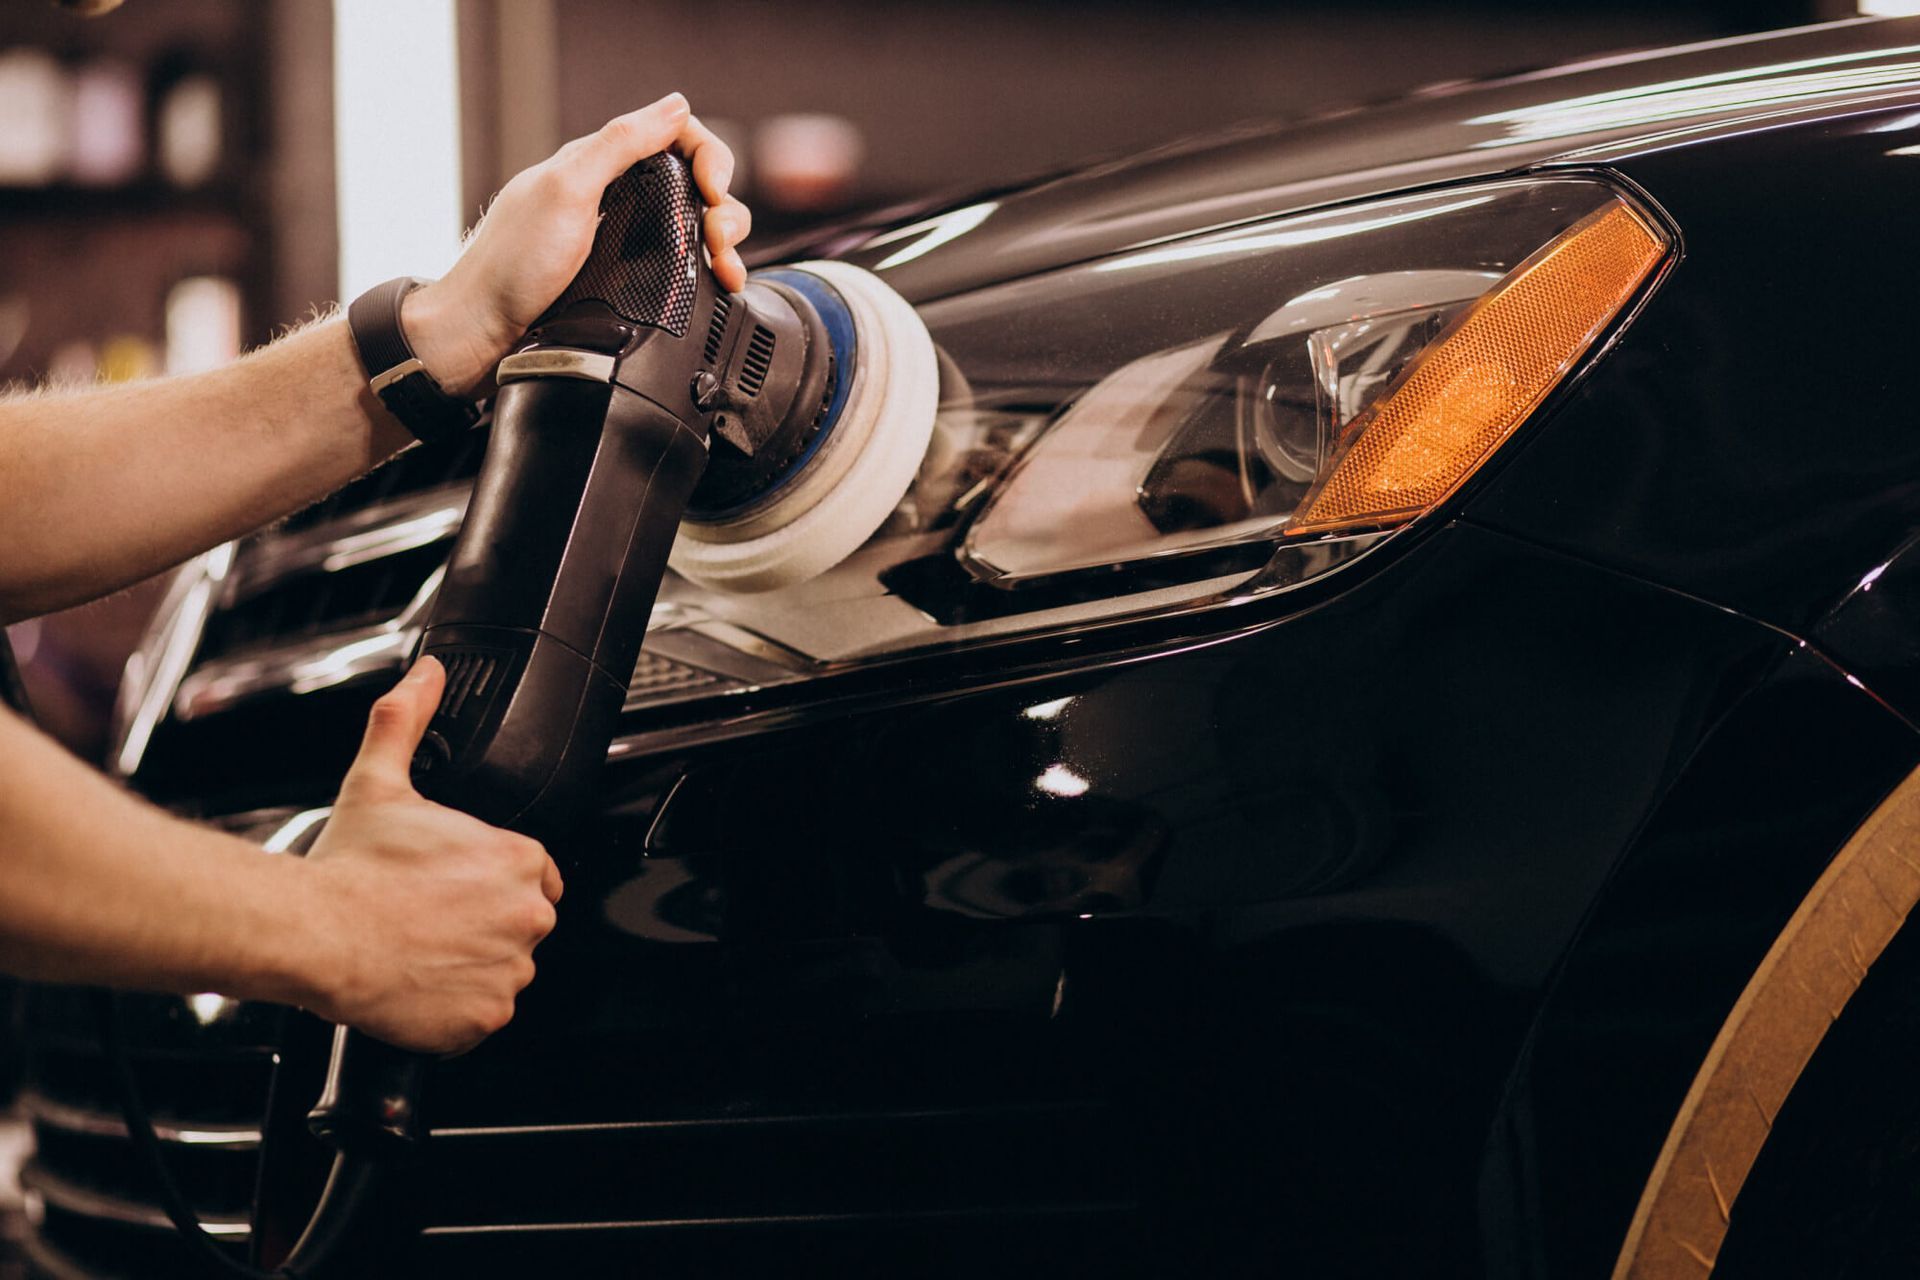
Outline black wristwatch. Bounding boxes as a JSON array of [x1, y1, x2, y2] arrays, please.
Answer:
[[347, 276, 482, 445]]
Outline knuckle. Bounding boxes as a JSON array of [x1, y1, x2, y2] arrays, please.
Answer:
[[518, 837, 553, 875], [498, 165, 537, 199], [598, 116, 640, 151], [517, 896, 556, 940], [536, 160, 583, 202], [505, 833, 544, 869], [364, 696, 407, 729]]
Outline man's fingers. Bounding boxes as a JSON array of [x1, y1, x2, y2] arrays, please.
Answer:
[[561, 99, 746, 290], [704, 197, 752, 258], [343, 657, 444, 796], [540, 854, 564, 906], [681, 114, 735, 207], [571, 92, 692, 191], [713, 247, 747, 293]]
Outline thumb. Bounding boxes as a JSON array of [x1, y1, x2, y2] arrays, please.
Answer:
[[343, 657, 445, 799]]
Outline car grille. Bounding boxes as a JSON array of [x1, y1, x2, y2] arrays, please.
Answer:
[[128, 424, 743, 792], [17, 993, 276, 1278], [410, 1102, 1142, 1275], [21, 980, 1145, 1278], [15, 807, 302, 1280]]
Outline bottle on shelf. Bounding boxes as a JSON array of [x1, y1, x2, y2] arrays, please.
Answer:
[[67, 56, 144, 186], [0, 48, 71, 186]]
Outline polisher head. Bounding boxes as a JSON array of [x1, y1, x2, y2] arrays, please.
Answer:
[[669, 260, 938, 593]]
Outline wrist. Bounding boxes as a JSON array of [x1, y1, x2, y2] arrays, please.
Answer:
[[144, 826, 336, 1011], [232, 849, 357, 1018], [399, 281, 503, 399]]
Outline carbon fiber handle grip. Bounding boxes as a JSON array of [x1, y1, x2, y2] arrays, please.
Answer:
[[539, 151, 702, 337]]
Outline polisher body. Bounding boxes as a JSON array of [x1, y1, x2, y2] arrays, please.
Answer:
[[310, 151, 938, 1164], [311, 152, 810, 1158], [413, 158, 833, 834]]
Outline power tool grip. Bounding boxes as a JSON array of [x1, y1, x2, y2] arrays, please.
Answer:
[[538, 151, 702, 337], [308, 1026, 429, 1154], [310, 151, 717, 1165]]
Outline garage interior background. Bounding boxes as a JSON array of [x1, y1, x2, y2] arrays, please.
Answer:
[[0, 0, 1883, 1270]]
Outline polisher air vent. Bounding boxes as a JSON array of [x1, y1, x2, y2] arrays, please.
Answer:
[[435, 649, 503, 719], [739, 325, 776, 397], [702, 293, 732, 366]]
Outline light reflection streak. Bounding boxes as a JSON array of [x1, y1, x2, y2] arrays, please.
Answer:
[[319, 503, 465, 573], [1866, 109, 1920, 133], [1090, 197, 1495, 273], [113, 542, 234, 777], [285, 630, 416, 695], [1468, 46, 1920, 147], [175, 565, 445, 719], [869, 201, 997, 270], [186, 993, 237, 1025], [262, 807, 332, 854], [1035, 763, 1091, 798]]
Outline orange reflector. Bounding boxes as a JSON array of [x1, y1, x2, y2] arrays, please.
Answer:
[[1288, 198, 1667, 537]]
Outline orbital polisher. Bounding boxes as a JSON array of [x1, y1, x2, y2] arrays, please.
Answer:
[[120, 152, 938, 1277]]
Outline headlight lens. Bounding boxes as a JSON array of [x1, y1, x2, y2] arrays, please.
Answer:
[[1288, 200, 1665, 535], [639, 176, 1670, 709]]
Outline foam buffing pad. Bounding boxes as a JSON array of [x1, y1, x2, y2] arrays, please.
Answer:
[[668, 260, 937, 593]]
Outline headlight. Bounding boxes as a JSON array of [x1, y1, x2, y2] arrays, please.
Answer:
[[638, 176, 1670, 711]]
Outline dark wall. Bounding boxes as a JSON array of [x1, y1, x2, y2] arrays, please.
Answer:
[[550, 0, 1786, 216]]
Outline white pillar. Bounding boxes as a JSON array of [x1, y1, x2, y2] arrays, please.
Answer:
[[332, 0, 464, 301]]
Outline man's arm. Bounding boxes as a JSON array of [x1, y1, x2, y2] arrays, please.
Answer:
[[0, 91, 751, 1053], [0, 322, 408, 621], [0, 657, 558, 1053], [0, 91, 750, 622]]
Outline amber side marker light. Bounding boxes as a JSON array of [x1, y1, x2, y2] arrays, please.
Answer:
[[1289, 197, 1669, 538]]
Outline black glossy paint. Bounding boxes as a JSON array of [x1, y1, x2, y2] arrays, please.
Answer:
[[1814, 523, 1920, 727], [334, 521, 1893, 1277], [1468, 105, 1920, 636], [810, 19, 1920, 305], [1479, 642, 1919, 1278], [35, 18, 1920, 1280]]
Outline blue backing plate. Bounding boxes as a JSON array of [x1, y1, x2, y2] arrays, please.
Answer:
[[689, 267, 859, 522]]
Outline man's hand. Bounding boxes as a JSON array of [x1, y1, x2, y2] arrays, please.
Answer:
[[403, 92, 752, 397], [301, 658, 563, 1055], [0, 93, 749, 619]]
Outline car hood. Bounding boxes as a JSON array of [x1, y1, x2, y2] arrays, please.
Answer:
[[816, 16, 1920, 302]]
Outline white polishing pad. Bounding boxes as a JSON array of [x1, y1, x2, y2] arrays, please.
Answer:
[[669, 260, 938, 594]]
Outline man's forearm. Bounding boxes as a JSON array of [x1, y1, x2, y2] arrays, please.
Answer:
[[0, 317, 413, 621], [0, 702, 331, 1007]]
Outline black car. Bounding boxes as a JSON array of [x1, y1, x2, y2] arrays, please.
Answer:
[[21, 15, 1920, 1279]]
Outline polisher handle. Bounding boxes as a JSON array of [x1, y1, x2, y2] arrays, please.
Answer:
[[539, 150, 704, 337], [309, 154, 720, 1160], [307, 1025, 428, 1154]]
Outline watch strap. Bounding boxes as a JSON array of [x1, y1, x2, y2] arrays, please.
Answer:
[[347, 277, 481, 446]]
